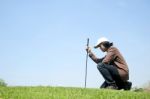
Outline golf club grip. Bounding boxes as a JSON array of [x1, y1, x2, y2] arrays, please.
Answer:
[[87, 38, 89, 47]]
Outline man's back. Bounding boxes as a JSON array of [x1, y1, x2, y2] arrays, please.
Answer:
[[103, 46, 129, 81]]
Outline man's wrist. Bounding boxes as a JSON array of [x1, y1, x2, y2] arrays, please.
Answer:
[[89, 51, 93, 57]]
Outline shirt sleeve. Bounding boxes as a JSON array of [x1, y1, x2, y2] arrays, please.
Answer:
[[102, 49, 116, 64]]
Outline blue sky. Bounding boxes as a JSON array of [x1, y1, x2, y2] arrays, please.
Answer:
[[0, 0, 150, 88]]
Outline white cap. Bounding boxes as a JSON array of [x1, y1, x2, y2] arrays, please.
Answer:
[[94, 37, 109, 48]]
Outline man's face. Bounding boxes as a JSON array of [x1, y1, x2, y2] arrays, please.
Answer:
[[99, 43, 107, 52]]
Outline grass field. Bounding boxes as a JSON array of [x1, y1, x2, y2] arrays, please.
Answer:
[[0, 86, 150, 99]]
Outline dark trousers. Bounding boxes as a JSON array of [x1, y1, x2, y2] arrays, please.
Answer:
[[97, 62, 124, 89]]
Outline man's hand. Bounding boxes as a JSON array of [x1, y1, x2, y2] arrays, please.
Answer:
[[86, 46, 92, 53]]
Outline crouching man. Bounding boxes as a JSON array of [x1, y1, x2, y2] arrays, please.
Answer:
[[86, 37, 132, 90]]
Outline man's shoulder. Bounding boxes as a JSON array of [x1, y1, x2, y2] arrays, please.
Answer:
[[108, 46, 118, 52]]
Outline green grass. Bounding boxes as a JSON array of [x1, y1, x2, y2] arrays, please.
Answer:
[[0, 86, 150, 99]]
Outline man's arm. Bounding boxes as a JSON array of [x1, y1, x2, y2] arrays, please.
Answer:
[[89, 52, 104, 64]]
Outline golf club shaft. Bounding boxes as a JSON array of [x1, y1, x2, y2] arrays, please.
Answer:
[[85, 38, 89, 88]]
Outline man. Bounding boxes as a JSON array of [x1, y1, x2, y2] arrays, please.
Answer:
[[86, 37, 132, 90]]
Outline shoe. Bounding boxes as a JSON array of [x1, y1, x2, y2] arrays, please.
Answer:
[[100, 81, 108, 88], [124, 81, 132, 90], [106, 84, 118, 90]]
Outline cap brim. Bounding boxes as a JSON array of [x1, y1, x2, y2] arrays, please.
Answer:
[[94, 43, 102, 48]]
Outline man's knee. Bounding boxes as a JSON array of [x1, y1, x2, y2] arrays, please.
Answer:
[[97, 62, 105, 70]]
